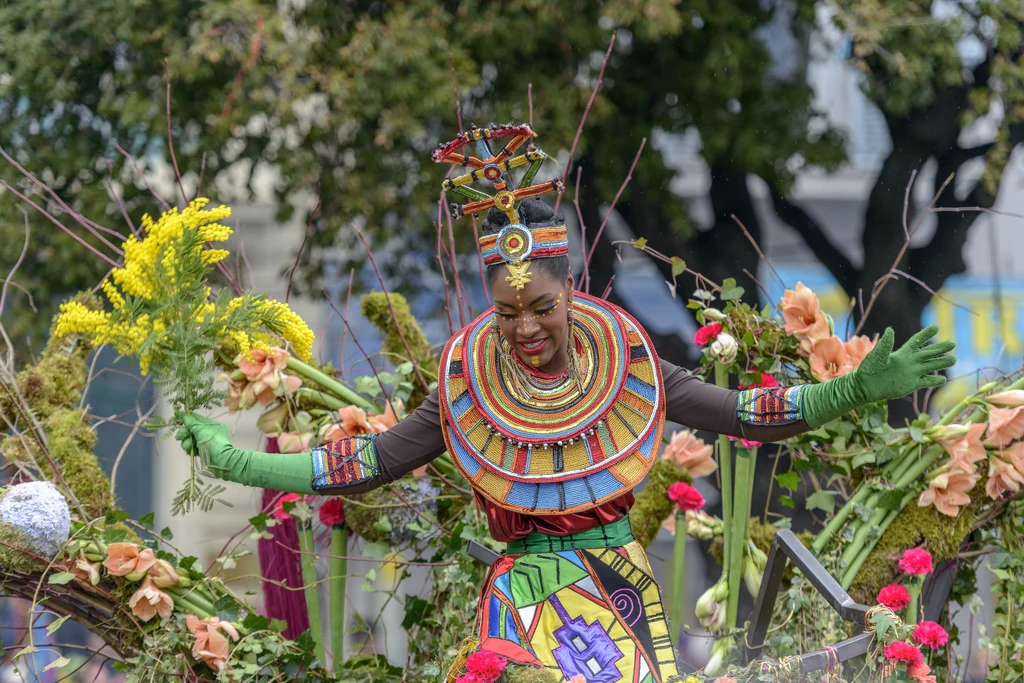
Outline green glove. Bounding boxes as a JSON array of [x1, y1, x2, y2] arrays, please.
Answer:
[[175, 414, 315, 495], [801, 325, 956, 428]]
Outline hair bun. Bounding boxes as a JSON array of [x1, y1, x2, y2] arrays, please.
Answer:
[[480, 197, 564, 237]]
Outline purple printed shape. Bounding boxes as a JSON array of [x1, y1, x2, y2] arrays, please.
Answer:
[[549, 595, 624, 682]]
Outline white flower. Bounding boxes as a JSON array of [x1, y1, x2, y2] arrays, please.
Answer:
[[708, 332, 738, 365], [988, 390, 1024, 408], [702, 308, 727, 321], [0, 482, 71, 570]]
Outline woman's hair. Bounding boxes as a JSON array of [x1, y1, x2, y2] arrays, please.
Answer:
[[481, 197, 570, 285]]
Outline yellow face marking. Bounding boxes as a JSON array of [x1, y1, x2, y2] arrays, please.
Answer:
[[504, 260, 533, 290]]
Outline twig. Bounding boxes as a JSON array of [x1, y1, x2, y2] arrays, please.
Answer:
[[320, 289, 394, 410], [601, 275, 615, 300], [220, 18, 264, 119], [111, 140, 170, 211], [469, 214, 490, 306], [435, 200, 455, 336], [441, 195, 468, 327], [448, 53, 463, 132], [528, 83, 534, 128], [287, 192, 320, 303], [109, 404, 156, 499], [338, 269, 355, 381], [573, 166, 588, 292], [163, 59, 189, 205], [901, 169, 917, 240], [352, 228, 431, 393], [584, 137, 646, 269], [0, 146, 125, 256], [195, 152, 208, 201], [854, 172, 954, 335], [0, 181, 119, 268], [890, 268, 978, 316], [731, 214, 786, 291], [1, 211, 31, 319], [104, 161, 137, 236], [554, 31, 617, 213]]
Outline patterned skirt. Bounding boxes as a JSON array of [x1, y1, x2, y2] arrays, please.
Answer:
[[476, 534, 679, 683]]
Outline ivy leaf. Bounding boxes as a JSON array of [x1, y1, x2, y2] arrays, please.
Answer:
[[721, 278, 745, 301], [138, 512, 155, 529], [631, 237, 648, 249], [909, 425, 925, 443], [671, 256, 686, 276], [215, 595, 241, 623], [46, 615, 70, 635], [852, 452, 875, 469], [779, 495, 795, 509], [401, 596, 436, 630], [878, 490, 907, 510], [104, 509, 131, 525], [160, 526, 174, 540], [43, 656, 71, 673], [243, 613, 271, 631], [806, 490, 838, 514], [776, 471, 800, 491], [47, 572, 76, 585]]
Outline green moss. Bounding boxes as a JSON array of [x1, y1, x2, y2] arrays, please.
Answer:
[[0, 490, 45, 572], [342, 488, 394, 544], [507, 665, 561, 683], [849, 489, 982, 604], [2, 408, 114, 519], [359, 291, 436, 410], [629, 459, 690, 548]]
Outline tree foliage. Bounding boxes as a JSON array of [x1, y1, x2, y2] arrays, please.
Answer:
[[1, 0, 1021, 361]]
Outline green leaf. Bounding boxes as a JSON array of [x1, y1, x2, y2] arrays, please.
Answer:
[[12, 646, 37, 659], [909, 425, 925, 443], [46, 615, 70, 635], [806, 490, 838, 514], [43, 656, 71, 673], [670, 256, 686, 276], [776, 471, 800, 491], [632, 237, 648, 249], [779, 495, 795, 509], [47, 572, 76, 585], [401, 595, 436, 630], [139, 512, 155, 529], [104, 509, 131, 525], [877, 489, 907, 511], [160, 526, 174, 540], [243, 613, 271, 631], [215, 595, 241, 623], [874, 445, 900, 466], [851, 452, 876, 469], [721, 278, 745, 301]]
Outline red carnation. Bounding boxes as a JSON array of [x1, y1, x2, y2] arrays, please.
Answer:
[[912, 621, 949, 650], [877, 583, 912, 611], [272, 493, 303, 521], [739, 373, 779, 390], [899, 548, 934, 577], [883, 641, 924, 668], [464, 650, 507, 682], [667, 482, 705, 512], [694, 323, 723, 347], [319, 498, 346, 527]]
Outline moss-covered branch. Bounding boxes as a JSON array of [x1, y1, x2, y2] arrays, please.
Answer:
[[359, 291, 436, 410]]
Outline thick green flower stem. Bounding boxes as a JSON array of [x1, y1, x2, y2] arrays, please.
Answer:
[[839, 499, 908, 589], [295, 387, 348, 411], [714, 364, 734, 607], [169, 591, 213, 620], [906, 579, 922, 626], [330, 525, 347, 672], [813, 485, 872, 554], [298, 524, 326, 665], [670, 511, 687, 647], [166, 586, 217, 615], [727, 446, 755, 627], [286, 357, 373, 410]]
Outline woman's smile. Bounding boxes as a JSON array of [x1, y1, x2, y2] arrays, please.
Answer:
[[518, 337, 548, 354]]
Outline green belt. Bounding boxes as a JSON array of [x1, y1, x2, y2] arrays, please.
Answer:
[[505, 516, 634, 555]]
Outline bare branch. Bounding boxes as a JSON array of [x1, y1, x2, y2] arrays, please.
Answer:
[[163, 59, 189, 206], [585, 137, 646, 269], [287, 191, 320, 303]]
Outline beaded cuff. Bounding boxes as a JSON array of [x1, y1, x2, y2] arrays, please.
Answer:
[[311, 435, 381, 491], [736, 385, 807, 426]]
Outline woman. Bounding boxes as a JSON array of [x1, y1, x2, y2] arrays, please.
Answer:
[[178, 199, 954, 683]]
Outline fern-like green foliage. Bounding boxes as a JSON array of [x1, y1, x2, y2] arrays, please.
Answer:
[[360, 291, 436, 410]]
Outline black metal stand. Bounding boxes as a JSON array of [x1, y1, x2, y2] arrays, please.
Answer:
[[746, 529, 875, 674]]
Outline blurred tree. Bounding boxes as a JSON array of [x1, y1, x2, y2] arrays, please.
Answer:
[[0, 0, 1021, 365]]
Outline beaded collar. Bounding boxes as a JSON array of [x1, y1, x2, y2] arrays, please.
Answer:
[[438, 292, 665, 515]]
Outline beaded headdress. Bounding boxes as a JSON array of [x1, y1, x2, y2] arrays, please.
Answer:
[[432, 123, 566, 289]]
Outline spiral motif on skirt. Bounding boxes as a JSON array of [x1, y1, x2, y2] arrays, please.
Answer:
[[609, 587, 643, 626]]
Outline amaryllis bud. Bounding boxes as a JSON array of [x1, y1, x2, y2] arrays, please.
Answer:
[[695, 585, 717, 618], [743, 555, 762, 597], [713, 575, 730, 602], [703, 637, 734, 676], [987, 390, 1024, 408], [685, 511, 714, 540], [256, 402, 291, 434], [148, 559, 181, 588], [703, 308, 727, 321], [709, 332, 738, 365], [927, 424, 970, 441]]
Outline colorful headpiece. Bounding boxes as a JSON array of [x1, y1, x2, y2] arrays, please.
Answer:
[[432, 123, 567, 289]]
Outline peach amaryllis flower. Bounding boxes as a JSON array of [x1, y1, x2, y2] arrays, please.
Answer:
[[276, 431, 312, 453], [918, 470, 978, 517], [933, 423, 987, 474], [809, 336, 851, 381], [186, 615, 240, 672], [781, 282, 831, 353], [986, 456, 1024, 500], [661, 429, 716, 478], [128, 576, 174, 622], [985, 406, 1024, 448], [72, 555, 101, 587], [103, 542, 157, 581], [986, 390, 1024, 408], [320, 400, 405, 443]]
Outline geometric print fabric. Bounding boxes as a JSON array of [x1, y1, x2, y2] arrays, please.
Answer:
[[477, 543, 678, 683]]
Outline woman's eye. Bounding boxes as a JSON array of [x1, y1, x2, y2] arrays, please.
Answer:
[[497, 312, 516, 319], [537, 307, 555, 315]]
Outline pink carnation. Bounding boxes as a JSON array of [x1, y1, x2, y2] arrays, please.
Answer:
[[464, 650, 506, 682], [272, 493, 303, 521], [694, 323, 722, 347], [877, 583, 912, 611], [912, 621, 949, 650], [667, 482, 705, 512], [899, 548, 934, 577], [883, 641, 924, 668]]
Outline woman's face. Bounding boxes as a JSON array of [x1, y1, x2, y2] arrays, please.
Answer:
[[490, 265, 574, 373]]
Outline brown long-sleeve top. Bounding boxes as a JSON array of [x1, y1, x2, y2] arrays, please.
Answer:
[[332, 360, 809, 542]]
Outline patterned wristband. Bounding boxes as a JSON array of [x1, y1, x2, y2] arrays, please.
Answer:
[[736, 385, 807, 426], [311, 434, 381, 491]]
